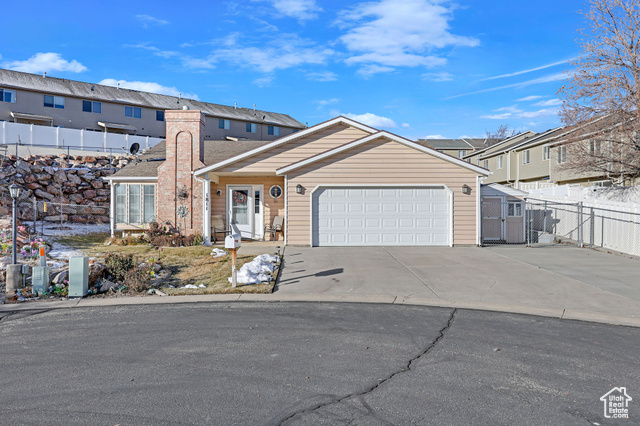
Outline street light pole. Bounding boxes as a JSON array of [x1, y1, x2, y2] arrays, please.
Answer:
[[9, 184, 21, 265]]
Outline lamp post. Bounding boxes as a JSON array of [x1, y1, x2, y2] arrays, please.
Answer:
[[9, 184, 21, 265]]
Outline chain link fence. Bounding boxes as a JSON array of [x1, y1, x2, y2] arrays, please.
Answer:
[[525, 198, 640, 257], [1, 186, 110, 239]]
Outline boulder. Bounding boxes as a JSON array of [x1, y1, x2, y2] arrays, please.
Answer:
[[26, 183, 42, 190], [83, 189, 97, 199], [46, 185, 61, 195], [98, 279, 119, 293], [53, 170, 67, 184], [68, 194, 84, 204], [44, 214, 68, 222], [35, 189, 55, 201], [52, 270, 68, 284], [91, 180, 104, 189], [23, 174, 37, 184], [67, 174, 82, 185], [35, 172, 52, 181], [89, 262, 106, 285], [15, 161, 31, 175]]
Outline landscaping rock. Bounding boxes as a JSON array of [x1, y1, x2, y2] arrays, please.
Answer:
[[52, 270, 68, 284], [88, 262, 106, 285], [98, 279, 119, 293]]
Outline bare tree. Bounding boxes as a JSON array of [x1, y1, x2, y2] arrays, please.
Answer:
[[484, 124, 516, 146], [558, 0, 640, 185]]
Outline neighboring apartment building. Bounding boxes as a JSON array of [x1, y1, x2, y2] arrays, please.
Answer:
[[471, 126, 614, 190], [418, 138, 488, 160], [463, 131, 536, 169], [0, 68, 305, 141]]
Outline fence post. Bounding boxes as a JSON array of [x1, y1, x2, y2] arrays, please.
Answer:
[[32, 197, 37, 237], [30, 124, 34, 145], [543, 200, 547, 233], [578, 202, 584, 247], [589, 207, 595, 249], [56, 126, 60, 147]]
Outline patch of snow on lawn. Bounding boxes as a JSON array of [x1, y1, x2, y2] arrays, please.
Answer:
[[181, 284, 206, 289], [48, 242, 85, 260], [211, 248, 226, 257], [26, 221, 110, 237], [229, 253, 279, 284]]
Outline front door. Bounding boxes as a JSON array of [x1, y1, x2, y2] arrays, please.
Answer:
[[228, 186, 254, 239]]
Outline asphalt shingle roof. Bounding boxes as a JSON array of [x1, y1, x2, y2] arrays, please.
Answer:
[[110, 139, 272, 178]]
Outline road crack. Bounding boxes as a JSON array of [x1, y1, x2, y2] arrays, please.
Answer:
[[275, 308, 457, 425]]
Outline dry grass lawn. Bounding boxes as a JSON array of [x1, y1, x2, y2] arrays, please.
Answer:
[[52, 232, 276, 294]]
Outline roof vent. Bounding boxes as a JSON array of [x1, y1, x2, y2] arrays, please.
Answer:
[[234, 102, 237, 109], [182, 105, 189, 110], [117, 82, 120, 89], [43, 72, 46, 78]]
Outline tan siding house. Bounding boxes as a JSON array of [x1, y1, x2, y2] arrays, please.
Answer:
[[110, 113, 490, 246]]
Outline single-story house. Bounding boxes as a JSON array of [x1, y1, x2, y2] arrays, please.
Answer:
[[107, 110, 491, 246]]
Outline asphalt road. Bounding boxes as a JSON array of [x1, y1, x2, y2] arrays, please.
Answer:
[[0, 303, 637, 425]]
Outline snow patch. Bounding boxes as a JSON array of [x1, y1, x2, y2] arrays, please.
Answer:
[[229, 253, 280, 285], [181, 284, 206, 289], [211, 248, 227, 257]]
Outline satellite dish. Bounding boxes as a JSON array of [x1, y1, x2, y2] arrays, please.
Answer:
[[129, 143, 140, 155]]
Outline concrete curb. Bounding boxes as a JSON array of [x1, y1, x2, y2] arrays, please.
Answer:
[[2, 292, 639, 328]]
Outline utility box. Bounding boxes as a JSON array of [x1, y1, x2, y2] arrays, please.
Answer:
[[225, 233, 241, 250], [68, 256, 89, 298], [32, 265, 50, 295]]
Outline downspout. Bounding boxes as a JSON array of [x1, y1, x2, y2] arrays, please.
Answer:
[[284, 174, 288, 246], [192, 172, 212, 246], [476, 175, 484, 246], [109, 180, 115, 237]]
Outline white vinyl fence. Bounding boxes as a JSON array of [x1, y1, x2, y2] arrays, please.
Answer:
[[1, 121, 162, 152], [525, 185, 640, 257]]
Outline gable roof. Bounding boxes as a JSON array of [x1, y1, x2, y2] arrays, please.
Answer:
[[418, 138, 489, 151], [478, 127, 562, 159], [463, 131, 537, 159], [193, 116, 378, 176], [0, 68, 304, 128], [276, 131, 491, 176], [107, 139, 272, 179]]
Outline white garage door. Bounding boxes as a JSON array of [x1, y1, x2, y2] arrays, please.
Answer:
[[312, 187, 451, 246]]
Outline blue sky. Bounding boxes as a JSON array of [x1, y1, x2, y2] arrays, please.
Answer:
[[2, 0, 584, 139]]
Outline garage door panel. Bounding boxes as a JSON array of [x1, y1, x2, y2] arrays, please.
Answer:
[[313, 186, 451, 246]]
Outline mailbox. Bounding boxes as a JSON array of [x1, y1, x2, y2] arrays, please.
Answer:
[[225, 233, 241, 250]]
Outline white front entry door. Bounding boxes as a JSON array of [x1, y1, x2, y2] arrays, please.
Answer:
[[228, 186, 254, 239], [312, 186, 451, 246]]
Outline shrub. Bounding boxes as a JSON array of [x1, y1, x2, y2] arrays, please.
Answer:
[[104, 252, 135, 282], [123, 266, 152, 293]]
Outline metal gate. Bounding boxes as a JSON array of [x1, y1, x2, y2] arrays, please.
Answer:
[[481, 198, 526, 245]]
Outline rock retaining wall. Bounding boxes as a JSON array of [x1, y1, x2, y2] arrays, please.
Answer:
[[0, 154, 131, 223]]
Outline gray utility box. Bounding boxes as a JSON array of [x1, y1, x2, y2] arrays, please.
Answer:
[[32, 266, 50, 296], [68, 256, 89, 298]]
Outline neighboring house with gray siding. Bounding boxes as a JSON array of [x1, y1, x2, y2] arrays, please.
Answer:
[[0, 68, 305, 142], [418, 138, 488, 160]]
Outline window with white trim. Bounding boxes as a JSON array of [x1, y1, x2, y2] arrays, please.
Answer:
[[483, 159, 489, 169], [522, 149, 530, 164], [0, 88, 16, 103], [268, 125, 280, 136], [246, 122, 257, 133], [125, 106, 142, 118], [82, 100, 101, 113], [44, 95, 65, 109], [497, 155, 503, 169], [458, 149, 467, 159], [507, 202, 522, 217], [543, 145, 550, 160], [557, 145, 567, 163], [590, 140, 601, 156], [219, 119, 230, 130], [115, 183, 156, 224]]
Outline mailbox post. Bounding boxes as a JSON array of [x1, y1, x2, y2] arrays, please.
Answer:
[[224, 234, 241, 287]]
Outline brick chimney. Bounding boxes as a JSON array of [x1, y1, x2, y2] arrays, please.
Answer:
[[156, 109, 206, 235]]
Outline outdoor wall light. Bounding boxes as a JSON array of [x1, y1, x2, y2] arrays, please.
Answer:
[[216, 189, 222, 196], [296, 184, 303, 194], [461, 184, 471, 195]]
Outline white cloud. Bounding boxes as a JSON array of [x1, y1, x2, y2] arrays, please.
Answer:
[[259, 0, 321, 21], [533, 98, 562, 107], [253, 76, 274, 87], [306, 71, 338, 81], [424, 134, 445, 139], [517, 95, 546, 102], [3, 52, 87, 74], [136, 15, 169, 28], [211, 33, 333, 73], [337, 0, 478, 75], [343, 112, 397, 128], [422, 72, 453, 82], [357, 64, 396, 77], [316, 98, 340, 107], [402, 122, 411, 128], [447, 72, 567, 99], [98, 79, 199, 99], [480, 59, 572, 81], [481, 104, 559, 120]]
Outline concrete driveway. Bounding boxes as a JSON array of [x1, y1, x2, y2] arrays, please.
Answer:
[[277, 245, 640, 323]]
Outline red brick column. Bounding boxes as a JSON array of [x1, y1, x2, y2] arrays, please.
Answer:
[[156, 110, 206, 235]]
